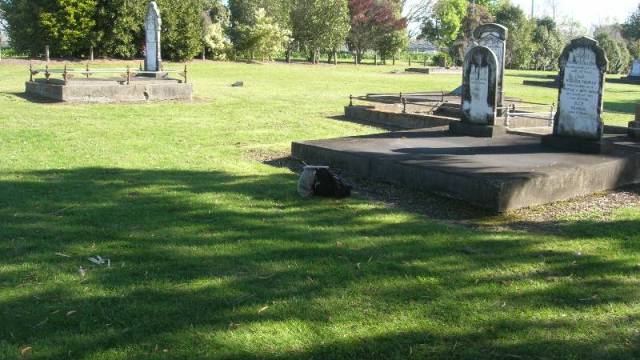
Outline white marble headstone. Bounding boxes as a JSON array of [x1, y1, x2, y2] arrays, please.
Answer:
[[555, 37, 608, 140], [144, 1, 162, 72]]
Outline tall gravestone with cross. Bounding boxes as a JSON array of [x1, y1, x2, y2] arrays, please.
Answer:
[[542, 37, 608, 152], [474, 24, 508, 115], [450, 45, 505, 137], [144, 1, 162, 73]]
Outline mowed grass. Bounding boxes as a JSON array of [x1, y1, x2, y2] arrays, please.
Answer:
[[0, 60, 639, 360]]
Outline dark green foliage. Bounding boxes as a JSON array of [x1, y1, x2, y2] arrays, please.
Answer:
[[495, 1, 536, 69], [1, 0, 207, 61], [594, 31, 630, 74], [0, 0, 98, 57]]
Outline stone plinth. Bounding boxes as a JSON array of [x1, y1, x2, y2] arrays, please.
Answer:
[[292, 130, 640, 212], [25, 77, 192, 103]]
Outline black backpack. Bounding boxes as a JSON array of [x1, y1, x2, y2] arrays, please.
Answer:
[[313, 168, 352, 199]]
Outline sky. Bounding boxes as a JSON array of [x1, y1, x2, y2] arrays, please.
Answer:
[[403, 0, 639, 32], [510, 0, 639, 29]]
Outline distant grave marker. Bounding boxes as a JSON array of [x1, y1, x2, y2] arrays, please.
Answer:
[[630, 59, 640, 79], [474, 24, 507, 112], [144, 1, 162, 72]]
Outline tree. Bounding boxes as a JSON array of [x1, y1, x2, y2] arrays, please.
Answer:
[[623, 4, 640, 41], [495, 0, 536, 69], [228, 0, 293, 48], [531, 17, 562, 70], [420, 0, 467, 48], [202, 1, 232, 60], [595, 29, 630, 74], [347, 0, 406, 63], [1, 0, 99, 57], [291, 0, 350, 64], [235, 8, 291, 60]]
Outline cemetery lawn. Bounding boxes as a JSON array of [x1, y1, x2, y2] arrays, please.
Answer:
[[1, 60, 640, 360]]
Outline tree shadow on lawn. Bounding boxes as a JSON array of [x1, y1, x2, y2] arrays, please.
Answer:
[[1, 168, 639, 359]]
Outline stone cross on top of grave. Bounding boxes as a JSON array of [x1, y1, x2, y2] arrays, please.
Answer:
[[474, 24, 508, 113], [144, 1, 162, 72], [554, 36, 608, 141]]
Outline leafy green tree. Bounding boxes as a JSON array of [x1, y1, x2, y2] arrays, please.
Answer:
[[291, 0, 350, 64], [595, 30, 630, 74], [203, 0, 231, 59], [228, 0, 293, 48], [94, 0, 145, 59], [421, 0, 467, 48], [531, 17, 562, 70], [623, 4, 640, 41], [495, 1, 536, 69], [377, 29, 408, 64], [235, 8, 291, 60], [1, 0, 98, 57]]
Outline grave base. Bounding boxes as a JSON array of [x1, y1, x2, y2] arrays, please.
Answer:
[[25, 77, 192, 103], [541, 135, 608, 154], [292, 130, 640, 212], [449, 122, 508, 138]]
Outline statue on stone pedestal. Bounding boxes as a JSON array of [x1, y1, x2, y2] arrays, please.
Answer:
[[144, 1, 162, 72]]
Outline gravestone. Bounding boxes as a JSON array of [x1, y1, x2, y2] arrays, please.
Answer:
[[629, 59, 640, 79], [450, 46, 504, 137], [144, 1, 162, 72], [543, 37, 608, 152], [474, 24, 508, 113]]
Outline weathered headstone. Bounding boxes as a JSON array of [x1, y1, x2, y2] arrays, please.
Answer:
[[450, 46, 503, 137], [554, 37, 607, 140], [144, 1, 162, 72], [543, 37, 608, 152], [630, 59, 640, 79], [474, 24, 507, 113]]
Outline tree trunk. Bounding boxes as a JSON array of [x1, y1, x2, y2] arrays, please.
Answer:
[[202, 46, 206, 60], [286, 49, 291, 63], [334, 50, 338, 65], [374, 53, 377, 65], [392, 56, 395, 66], [90, 46, 94, 61]]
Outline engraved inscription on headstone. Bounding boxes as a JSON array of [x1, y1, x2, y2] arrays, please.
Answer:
[[461, 46, 498, 125], [554, 37, 608, 140], [144, 1, 162, 72], [474, 24, 507, 111]]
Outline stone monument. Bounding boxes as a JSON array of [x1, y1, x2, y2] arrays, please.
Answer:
[[144, 1, 162, 73], [542, 36, 608, 152], [474, 24, 508, 114], [629, 59, 640, 79], [450, 45, 504, 137]]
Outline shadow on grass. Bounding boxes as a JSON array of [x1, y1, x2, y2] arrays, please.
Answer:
[[1, 168, 639, 359], [1, 91, 62, 104]]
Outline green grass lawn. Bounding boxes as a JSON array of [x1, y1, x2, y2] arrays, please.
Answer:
[[1, 60, 640, 359]]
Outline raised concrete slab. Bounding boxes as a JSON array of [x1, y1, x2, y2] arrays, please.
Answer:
[[292, 130, 640, 212], [25, 77, 192, 103]]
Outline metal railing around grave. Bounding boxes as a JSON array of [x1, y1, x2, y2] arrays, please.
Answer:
[[29, 63, 189, 85], [504, 101, 556, 128], [349, 92, 556, 127]]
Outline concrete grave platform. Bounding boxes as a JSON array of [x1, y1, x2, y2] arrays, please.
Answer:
[[292, 130, 640, 212], [25, 77, 193, 103]]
